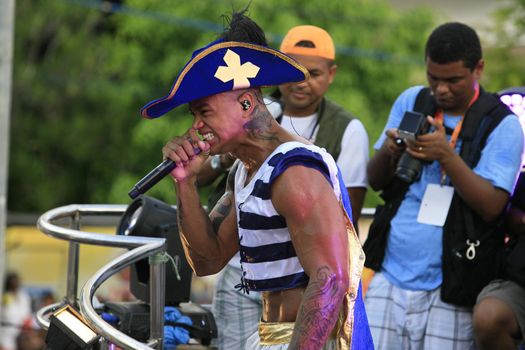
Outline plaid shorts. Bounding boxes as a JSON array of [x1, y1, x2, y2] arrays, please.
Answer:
[[364, 272, 475, 350]]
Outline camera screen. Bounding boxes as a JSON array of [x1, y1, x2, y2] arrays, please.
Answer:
[[398, 111, 426, 142]]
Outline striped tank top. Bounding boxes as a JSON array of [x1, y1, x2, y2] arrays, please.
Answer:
[[234, 141, 344, 292]]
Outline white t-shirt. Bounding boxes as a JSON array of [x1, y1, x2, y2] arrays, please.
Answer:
[[0, 289, 32, 350]]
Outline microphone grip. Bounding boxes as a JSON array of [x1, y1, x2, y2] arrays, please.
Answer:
[[128, 148, 202, 199], [128, 159, 176, 199]]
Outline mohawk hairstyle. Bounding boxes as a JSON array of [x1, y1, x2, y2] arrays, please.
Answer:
[[219, 7, 268, 46]]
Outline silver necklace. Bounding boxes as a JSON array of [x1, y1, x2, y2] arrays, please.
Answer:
[[288, 115, 319, 141]]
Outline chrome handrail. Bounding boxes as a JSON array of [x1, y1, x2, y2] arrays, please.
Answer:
[[35, 301, 63, 329], [36, 204, 167, 349]]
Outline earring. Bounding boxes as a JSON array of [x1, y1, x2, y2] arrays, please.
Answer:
[[241, 100, 251, 111]]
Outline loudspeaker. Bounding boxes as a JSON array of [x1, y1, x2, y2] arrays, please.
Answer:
[[117, 195, 193, 306]]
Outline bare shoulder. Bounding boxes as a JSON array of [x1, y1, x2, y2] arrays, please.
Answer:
[[271, 163, 349, 278], [271, 165, 339, 220]]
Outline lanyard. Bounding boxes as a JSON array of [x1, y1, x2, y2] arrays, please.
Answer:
[[433, 84, 480, 185]]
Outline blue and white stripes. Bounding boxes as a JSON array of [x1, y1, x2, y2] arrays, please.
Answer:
[[234, 142, 342, 292]]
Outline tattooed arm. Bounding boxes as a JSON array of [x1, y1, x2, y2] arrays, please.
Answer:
[[176, 163, 240, 276], [272, 166, 350, 349]]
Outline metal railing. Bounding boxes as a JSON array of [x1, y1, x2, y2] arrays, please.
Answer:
[[33, 204, 376, 349], [35, 204, 167, 349]]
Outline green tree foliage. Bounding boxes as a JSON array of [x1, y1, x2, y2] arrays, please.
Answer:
[[483, 0, 525, 91], [9, 0, 438, 212]]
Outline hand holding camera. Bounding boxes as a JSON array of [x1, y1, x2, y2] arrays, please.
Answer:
[[396, 111, 431, 145], [393, 111, 454, 183], [394, 111, 431, 183]]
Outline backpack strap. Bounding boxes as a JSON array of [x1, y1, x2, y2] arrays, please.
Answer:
[[413, 87, 438, 117], [450, 88, 511, 242], [460, 88, 512, 168]]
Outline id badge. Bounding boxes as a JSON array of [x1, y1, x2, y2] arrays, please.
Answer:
[[417, 184, 454, 227]]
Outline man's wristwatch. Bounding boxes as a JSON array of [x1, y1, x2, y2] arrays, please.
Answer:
[[210, 155, 222, 170]]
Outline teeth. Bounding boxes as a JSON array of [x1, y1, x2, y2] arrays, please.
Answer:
[[202, 133, 214, 141]]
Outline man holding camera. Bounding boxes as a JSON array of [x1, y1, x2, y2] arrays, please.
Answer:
[[363, 22, 523, 348]]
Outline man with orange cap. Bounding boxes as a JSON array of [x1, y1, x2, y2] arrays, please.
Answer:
[[275, 25, 369, 228]]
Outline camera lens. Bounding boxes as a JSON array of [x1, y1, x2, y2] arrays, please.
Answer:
[[396, 167, 419, 183], [395, 152, 423, 183]]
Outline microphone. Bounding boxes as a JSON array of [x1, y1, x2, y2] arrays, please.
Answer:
[[128, 148, 201, 199]]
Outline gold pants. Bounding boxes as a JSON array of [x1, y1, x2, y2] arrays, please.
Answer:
[[258, 321, 336, 346]]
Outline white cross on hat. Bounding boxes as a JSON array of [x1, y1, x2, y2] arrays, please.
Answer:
[[214, 49, 260, 89]]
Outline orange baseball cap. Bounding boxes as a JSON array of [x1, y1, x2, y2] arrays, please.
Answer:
[[280, 25, 335, 60]]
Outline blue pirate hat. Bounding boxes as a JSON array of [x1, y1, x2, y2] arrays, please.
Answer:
[[141, 39, 309, 119]]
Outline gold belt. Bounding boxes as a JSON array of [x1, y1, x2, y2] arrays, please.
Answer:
[[258, 321, 337, 345]]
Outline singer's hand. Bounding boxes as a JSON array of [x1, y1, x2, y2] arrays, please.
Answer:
[[162, 128, 211, 182]]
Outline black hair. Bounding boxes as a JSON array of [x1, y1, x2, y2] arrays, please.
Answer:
[[218, 7, 268, 46], [4, 272, 20, 292], [425, 22, 482, 71]]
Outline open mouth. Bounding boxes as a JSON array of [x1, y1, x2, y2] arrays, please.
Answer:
[[201, 132, 215, 142]]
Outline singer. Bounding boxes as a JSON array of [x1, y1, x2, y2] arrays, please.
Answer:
[[139, 10, 372, 350]]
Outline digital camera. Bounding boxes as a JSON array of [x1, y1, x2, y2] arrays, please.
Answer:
[[395, 111, 430, 183]]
